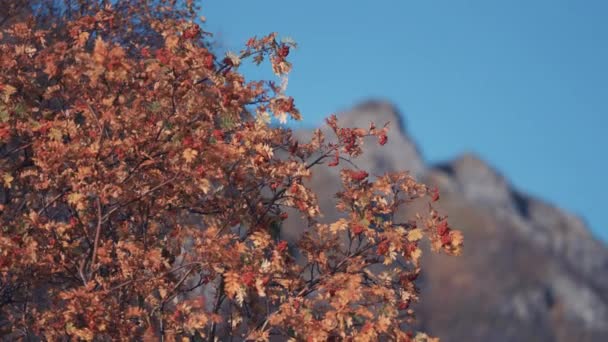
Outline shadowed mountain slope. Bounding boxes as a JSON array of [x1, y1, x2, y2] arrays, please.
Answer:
[[285, 100, 608, 341]]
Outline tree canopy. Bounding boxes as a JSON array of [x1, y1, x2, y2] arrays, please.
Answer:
[[0, 1, 462, 340]]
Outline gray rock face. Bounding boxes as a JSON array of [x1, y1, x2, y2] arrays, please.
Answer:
[[330, 100, 425, 177], [287, 100, 608, 341], [282, 100, 425, 242]]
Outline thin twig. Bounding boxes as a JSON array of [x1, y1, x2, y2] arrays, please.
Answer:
[[37, 191, 67, 215], [102, 176, 177, 223], [90, 197, 103, 275], [107, 262, 201, 293], [161, 266, 196, 305]]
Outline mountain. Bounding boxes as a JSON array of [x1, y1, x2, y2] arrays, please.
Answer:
[[285, 100, 608, 341]]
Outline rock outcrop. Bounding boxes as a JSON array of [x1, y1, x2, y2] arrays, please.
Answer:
[[286, 100, 608, 341]]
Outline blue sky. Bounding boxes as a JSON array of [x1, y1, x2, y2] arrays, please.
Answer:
[[202, 0, 608, 242]]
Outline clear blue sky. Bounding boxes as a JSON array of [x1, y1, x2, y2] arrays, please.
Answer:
[[202, 0, 608, 242]]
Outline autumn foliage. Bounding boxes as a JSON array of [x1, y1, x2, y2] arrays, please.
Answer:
[[0, 1, 462, 340]]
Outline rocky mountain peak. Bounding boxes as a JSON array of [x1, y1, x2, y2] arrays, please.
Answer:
[[336, 100, 425, 176], [432, 153, 514, 211], [287, 101, 608, 341], [336, 100, 407, 135]]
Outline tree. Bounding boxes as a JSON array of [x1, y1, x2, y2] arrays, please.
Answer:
[[0, 1, 462, 340]]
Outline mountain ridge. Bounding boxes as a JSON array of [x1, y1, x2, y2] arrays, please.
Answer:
[[286, 100, 608, 341]]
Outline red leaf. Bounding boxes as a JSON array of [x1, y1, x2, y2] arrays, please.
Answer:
[[377, 240, 389, 255], [398, 301, 410, 310], [441, 233, 452, 246], [155, 48, 171, 64], [328, 152, 339, 167], [241, 271, 255, 287], [378, 132, 388, 146], [223, 56, 234, 67], [350, 170, 368, 181], [351, 223, 364, 235], [289, 141, 298, 154], [182, 24, 200, 39], [437, 219, 449, 236], [430, 187, 440, 202], [212, 129, 224, 141], [278, 45, 290, 58], [195, 165, 206, 177], [203, 54, 214, 69], [182, 136, 194, 147], [325, 114, 338, 131], [277, 240, 288, 253]]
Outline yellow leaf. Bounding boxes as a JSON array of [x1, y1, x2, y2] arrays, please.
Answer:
[[255, 278, 266, 297], [198, 178, 211, 194], [93, 37, 108, 64], [28, 211, 38, 223], [67, 192, 83, 205], [48, 127, 63, 141], [276, 111, 287, 124], [165, 34, 179, 50], [251, 231, 271, 249], [411, 247, 422, 264], [2, 174, 14, 188], [224, 271, 246, 306], [67, 192, 86, 210], [414, 332, 439, 342], [329, 218, 348, 234], [2, 84, 16, 102], [102, 96, 114, 107], [182, 148, 198, 163], [77, 31, 90, 47], [407, 228, 423, 242], [451, 230, 464, 246], [256, 110, 271, 125]]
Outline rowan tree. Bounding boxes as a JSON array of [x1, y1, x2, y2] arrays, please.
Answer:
[[0, 1, 462, 340]]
